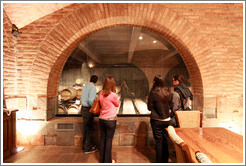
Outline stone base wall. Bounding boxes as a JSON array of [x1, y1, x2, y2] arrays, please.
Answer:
[[17, 117, 155, 146], [16, 114, 243, 146], [202, 112, 243, 135]]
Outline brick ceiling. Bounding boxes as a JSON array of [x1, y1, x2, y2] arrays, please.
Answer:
[[3, 3, 72, 29], [3, 3, 183, 68]]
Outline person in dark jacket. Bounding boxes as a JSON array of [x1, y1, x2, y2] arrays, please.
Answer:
[[171, 74, 193, 127], [147, 75, 172, 163]]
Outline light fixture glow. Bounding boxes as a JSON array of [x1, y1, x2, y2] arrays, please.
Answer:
[[16, 120, 43, 136], [88, 63, 93, 68], [139, 36, 143, 40], [153, 40, 157, 43], [17, 147, 24, 152]]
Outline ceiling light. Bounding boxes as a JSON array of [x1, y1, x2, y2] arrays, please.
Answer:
[[88, 63, 93, 68], [139, 36, 143, 40], [153, 40, 157, 43]]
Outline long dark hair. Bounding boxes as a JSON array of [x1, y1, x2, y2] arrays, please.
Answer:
[[152, 75, 164, 89], [152, 75, 170, 102], [102, 76, 116, 97]]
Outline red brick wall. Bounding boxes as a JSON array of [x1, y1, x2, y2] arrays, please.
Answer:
[[164, 3, 244, 113], [3, 10, 17, 97], [3, 3, 243, 120]]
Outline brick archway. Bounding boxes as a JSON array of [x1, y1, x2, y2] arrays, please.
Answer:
[[31, 3, 219, 119]]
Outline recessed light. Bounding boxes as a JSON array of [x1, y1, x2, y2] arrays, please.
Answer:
[[153, 40, 157, 43], [139, 36, 143, 40], [88, 64, 93, 68]]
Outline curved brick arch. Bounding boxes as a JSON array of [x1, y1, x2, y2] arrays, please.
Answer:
[[32, 3, 221, 118]]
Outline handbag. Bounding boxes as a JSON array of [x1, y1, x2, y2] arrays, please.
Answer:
[[89, 97, 100, 115]]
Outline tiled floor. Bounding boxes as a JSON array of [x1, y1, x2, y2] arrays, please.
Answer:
[[4, 145, 176, 163]]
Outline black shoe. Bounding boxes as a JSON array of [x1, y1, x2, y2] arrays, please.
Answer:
[[84, 146, 98, 154]]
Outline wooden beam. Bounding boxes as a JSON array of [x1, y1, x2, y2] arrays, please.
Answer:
[[127, 27, 142, 63], [70, 53, 84, 63], [78, 43, 102, 63], [160, 50, 179, 63]]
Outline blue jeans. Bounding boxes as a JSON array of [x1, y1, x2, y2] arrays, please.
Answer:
[[150, 118, 171, 163], [99, 119, 116, 163], [81, 106, 95, 151]]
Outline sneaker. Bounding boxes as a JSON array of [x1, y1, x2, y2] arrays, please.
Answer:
[[84, 146, 98, 154], [168, 158, 173, 163]]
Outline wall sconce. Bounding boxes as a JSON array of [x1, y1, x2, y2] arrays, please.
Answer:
[[12, 24, 19, 36]]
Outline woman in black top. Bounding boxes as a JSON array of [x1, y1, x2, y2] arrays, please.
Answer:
[[147, 75, 172, 163]]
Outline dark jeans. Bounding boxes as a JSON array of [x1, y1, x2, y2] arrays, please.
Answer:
[[171, 116, 177, 127], [99, 119, 116, 163], [81, 106, 95, 151], [150, 118, 171, 163]]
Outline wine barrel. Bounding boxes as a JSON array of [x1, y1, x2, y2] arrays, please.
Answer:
[[60, 87, 77, 101], [76, 88, 82, 99], [76, 78, 82, 85], [67, 104, 79, 114], [58, 100, 62, 105], [57, 105, 67, 114]]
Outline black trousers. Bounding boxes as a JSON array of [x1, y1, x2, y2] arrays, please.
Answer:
[[150, 118, 171, 163], [171, 116, 177, 127], [81, 106, 95, 151], [99, 119, 116, 163]]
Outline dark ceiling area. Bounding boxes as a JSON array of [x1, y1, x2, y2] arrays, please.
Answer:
[[63, 25, 184, 70]]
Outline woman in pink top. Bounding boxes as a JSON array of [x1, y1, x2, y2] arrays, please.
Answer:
[[99, 76, 119, 163]]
